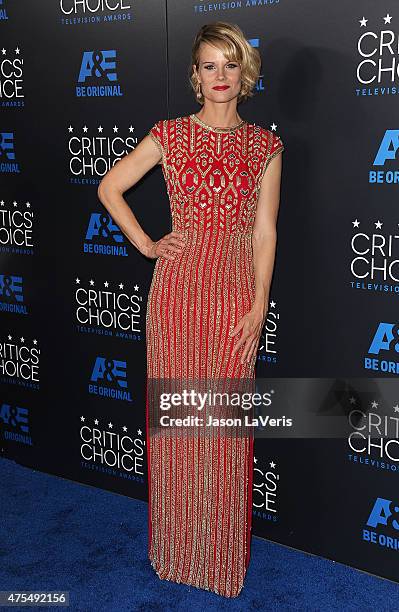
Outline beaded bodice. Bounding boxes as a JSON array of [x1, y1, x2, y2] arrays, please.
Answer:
[[148, 114, 284, 235]]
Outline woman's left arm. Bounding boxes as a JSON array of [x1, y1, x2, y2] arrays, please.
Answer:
[[230, 152, 283, 364], [252, 150, 283, 319]]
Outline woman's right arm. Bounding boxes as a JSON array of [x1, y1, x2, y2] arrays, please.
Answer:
[[97, 133, 164, 259]]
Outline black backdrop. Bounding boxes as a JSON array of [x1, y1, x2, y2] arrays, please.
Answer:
[[1, 0, 399, 585]]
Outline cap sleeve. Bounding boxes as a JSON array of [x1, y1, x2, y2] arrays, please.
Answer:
[[258, 130, 284, 188], [148, 119, 164, 161], [269, 132, 284, 163]]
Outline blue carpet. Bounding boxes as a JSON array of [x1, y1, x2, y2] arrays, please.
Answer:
[[1, 457, 398, 611]]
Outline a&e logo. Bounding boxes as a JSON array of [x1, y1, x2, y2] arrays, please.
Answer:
[[84, 212, 127, 256], [365, 322, 399, 374], [247, 38, 264, 94], [363, 497, 399, 551], [0, 402, 32, 446], [0, 0, 9, 21], [0, 131, 20, 173], [369, 130, 399, 184], [89, 355, 132, 402], [0, 274, 27, 314], [76, 50, 122, 98]]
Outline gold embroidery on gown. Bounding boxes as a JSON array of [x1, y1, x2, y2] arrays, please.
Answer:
[[145, 114, 284, 597]]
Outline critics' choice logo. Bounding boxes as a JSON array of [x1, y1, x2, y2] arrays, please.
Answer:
[[192, 2, 282, 16], [348, 397, 399, 466], [258, 299, 279, 365], [0, 131, 20, 174], [252, 457, 279, 523], [83, 212, 127, 256], [67, 124, 137, 184], [77, 50, 122, 98], [1, 47, 24, 106], [363, 497, 399, 551], [369, 130, 399, 184], [0, 274, 28, 315], [89, 356, 132, 402], [74, 276, 143, 341], [356, 13, 399, 96], [0, 333, 40, 389], [0, 200, 34, 254], [80, 415, 144, 481], [350, 219, 399, 294], [365, 322, 399, 374], [0, 401, 32, 446], [59, 0, 132, 25]]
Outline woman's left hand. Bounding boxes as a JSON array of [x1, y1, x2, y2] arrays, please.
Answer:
[[229, 305, 266, 365]]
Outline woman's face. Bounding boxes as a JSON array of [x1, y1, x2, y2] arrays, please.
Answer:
[[194, 42, 242, 104]]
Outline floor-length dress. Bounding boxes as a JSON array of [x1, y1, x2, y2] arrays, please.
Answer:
[[145, 114, 284, 597]]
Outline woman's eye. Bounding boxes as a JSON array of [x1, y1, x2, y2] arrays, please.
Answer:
[[204, 64, 238, 70]]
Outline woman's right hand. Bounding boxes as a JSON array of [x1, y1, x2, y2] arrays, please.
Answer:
[[145, 231, 187, 261]]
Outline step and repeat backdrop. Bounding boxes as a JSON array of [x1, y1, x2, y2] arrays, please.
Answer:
[[1, 0, 399, 585]]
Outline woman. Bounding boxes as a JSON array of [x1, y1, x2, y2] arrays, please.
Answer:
[[98, 21, 284, 598]]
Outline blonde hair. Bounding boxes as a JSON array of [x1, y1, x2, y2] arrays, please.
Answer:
[[189, 21, 261, 105]]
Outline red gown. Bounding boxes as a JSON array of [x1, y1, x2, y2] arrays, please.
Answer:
[[145, 113, 284, 597]]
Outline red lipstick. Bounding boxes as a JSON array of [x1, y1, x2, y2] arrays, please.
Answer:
[[212, 85, 230, 90]]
